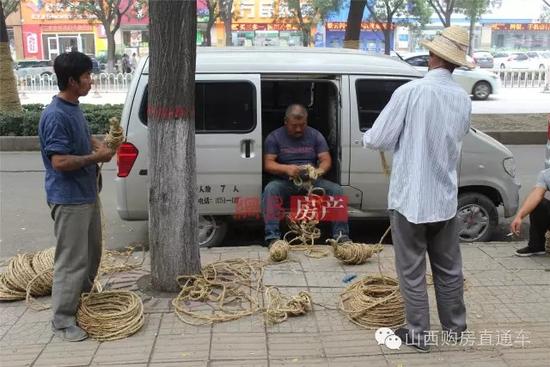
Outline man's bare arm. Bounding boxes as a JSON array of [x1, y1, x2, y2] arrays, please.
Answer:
[[316, 152, 332, 176], [510, 187, 546, 235], [264, 154, 301, 178], [51, 145, 114, 172]]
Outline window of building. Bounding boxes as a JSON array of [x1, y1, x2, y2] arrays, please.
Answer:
[[355, 79, 410, 131], [140, 81, 256, 133]]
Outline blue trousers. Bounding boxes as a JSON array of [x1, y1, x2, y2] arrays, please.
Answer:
[[262, 178, 350, 241]]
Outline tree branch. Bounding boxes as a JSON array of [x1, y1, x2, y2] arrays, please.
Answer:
[[543, 0, 550, 8]]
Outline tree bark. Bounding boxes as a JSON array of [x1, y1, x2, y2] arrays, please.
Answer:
[[220, 0, 233, 46], [0, 1, 22, 113], [468, 15, 475, 56], [149, 0, 200, 292], [383, 27, 391, 55], [106, 29, 117, 73], [344, 0, 366, 49]]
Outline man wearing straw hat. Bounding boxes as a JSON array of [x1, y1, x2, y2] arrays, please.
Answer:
[[362, 26, 474, 352]]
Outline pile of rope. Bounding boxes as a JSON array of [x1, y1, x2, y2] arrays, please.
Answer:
[[327, 238, 384, 265], [264, 287, 312, 324], [339, 275, 405, 329], [0, 246, 143, 304], [77, 290, 144, 341], [172, 259, 265, 325], [0, 248, 54, 303], [269, 239, 290, 262]]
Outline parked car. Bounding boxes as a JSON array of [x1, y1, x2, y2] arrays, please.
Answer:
[[495, 52, 532, 70], [402, 52, 501, 100], [472, 51, 494, 68], [13, 60, 54, 78], [115, 48, 519, 246], [525, 51, 550, 71]]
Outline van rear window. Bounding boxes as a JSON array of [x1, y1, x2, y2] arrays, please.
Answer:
[[139, 81, 256, 133], [355, 79, 410, 131]]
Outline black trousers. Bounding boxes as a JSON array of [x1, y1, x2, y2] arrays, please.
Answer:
[[528, 198, 550, 252]]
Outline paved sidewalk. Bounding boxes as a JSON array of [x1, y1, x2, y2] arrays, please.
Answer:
[[1, 242, 549, 367]]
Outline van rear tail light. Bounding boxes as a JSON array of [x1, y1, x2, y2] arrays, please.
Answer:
[[117, 142, 138, 178]]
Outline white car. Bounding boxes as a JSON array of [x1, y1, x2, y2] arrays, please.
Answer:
[[494, 52, 533, 70], [403, 53, 501, 100], [526, 51, 550, 71]]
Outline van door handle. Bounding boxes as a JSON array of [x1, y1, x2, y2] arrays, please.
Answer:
[[139, 169, 147, 176], [240, 139, 255, 158]]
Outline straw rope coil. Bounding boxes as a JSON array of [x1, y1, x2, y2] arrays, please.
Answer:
[[269, 239, 290, 262], [104, 117, 125, 151], [339, 275, 405, 329], [328, 239, 384, 265], [264, 287, 312, 324], [173, 259, 265, 325], [0, 248, 54, 303], [77, 290, 144, 341]]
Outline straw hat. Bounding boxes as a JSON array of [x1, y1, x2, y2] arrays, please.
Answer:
[[420, 26, 475, 69]]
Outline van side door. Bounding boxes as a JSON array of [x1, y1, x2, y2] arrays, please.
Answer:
[[348, 76, 412, 214], [195, 74, 263, 216]]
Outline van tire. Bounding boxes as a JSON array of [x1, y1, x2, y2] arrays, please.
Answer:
[[457, 193, 498, 243], [198, 215, 228, 248]]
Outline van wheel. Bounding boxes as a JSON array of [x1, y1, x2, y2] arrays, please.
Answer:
[[472, 81, 491, 100], [457, 193, 498, 242], [198, 215, 227, 248]]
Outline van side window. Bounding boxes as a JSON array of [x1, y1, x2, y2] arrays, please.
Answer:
[[355, 79, 409, 131], [139, 81, 256, 133]]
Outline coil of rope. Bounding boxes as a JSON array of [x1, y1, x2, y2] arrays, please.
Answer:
[[268, 239, 290, 262], [264, 287, 312, 324], [173, 259, 265, 325], [77, 290, 144, 341]]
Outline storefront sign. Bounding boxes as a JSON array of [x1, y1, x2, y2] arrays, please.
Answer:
[[26, 33, 38, 54], [490, 23, 550, 31], [326, 22, 395, 31], [231, 23, 299, 31], [41, 24, 94, 32]]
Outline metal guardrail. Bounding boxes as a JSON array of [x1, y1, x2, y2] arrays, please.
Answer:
[[16, 73, 133, 93], [491, 68, 549, 88]]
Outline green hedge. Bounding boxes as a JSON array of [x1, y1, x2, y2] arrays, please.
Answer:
[[0, 104, 123, 136]]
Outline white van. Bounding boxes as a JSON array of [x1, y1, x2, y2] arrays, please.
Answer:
[[115, 48, 520, 246]]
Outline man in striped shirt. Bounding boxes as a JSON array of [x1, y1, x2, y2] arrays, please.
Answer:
[[363, 26, 474, 352]]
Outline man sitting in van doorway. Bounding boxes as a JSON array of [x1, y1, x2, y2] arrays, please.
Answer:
[[510, 167, 550, 256], [262, 104, 351, 247]]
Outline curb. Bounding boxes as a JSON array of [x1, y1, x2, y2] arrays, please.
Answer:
[[0, 131, 546, 152]]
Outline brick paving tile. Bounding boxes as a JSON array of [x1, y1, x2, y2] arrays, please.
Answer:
[[33, 340, 98, 367], [268, 333, 324, 359], [0, 344, 45, 367], [149, 334, 210, 363]]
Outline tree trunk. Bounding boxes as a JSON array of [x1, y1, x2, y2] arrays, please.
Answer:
[[445, 12, 451, 27], [344, 0, 366, 49], [0, 1, 21, 113], [205, 18, 214, 46], [383, 27, 391, 55], [149, 0, 200, 292], [106, 30, 117, 73], [220, 0, 233, 46], [468, 16, 475, 56]]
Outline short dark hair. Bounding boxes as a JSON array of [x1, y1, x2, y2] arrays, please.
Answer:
[[54, 52, 93, 91], [285, 104, 308, 120]]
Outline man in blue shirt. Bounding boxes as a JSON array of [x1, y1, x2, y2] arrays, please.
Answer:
[[262, 104, 350, 246], [39, 52, 114, 342]]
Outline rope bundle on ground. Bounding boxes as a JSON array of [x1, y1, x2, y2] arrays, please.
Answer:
[[172, 259, 265, 325], [77, 290, 144, 341], [339, 275, 405, 329], [264, 287, 312, 324], [269, 239, 290, 262], [327, 238, 384, 265], [0, 248, 54, 302]]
